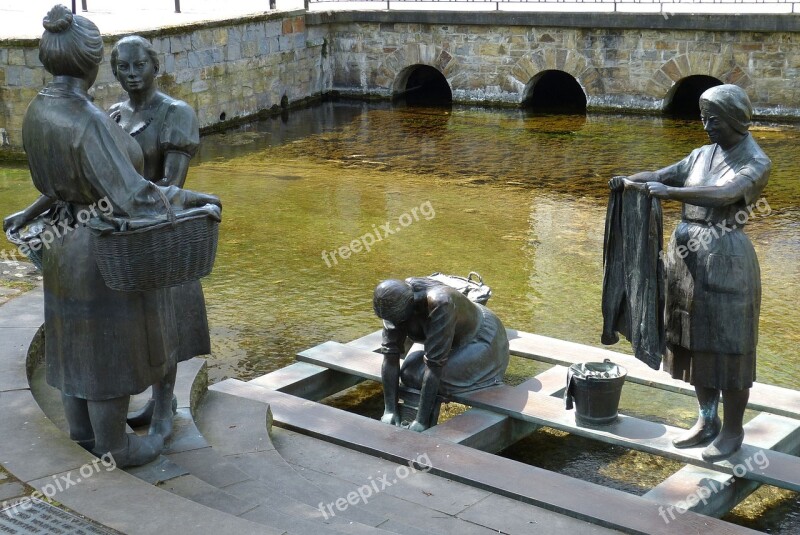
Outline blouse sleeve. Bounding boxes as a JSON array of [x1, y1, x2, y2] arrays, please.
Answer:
[[77, 111, 179, 218], [733, 156, 771, 206], [653, 148, 700, 187], [159, 101, 200, 158], [422, 291, 457, 368], [381, 324, 407, 358]]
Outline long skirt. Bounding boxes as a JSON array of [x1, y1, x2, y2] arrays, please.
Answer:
[[43, 223, 177, 400], [400, 304, 509, 395]]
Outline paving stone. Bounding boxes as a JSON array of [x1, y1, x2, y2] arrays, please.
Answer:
[[0, 390, 94, 483], [159, 474, 258, 516], [28, 467, 272, 535], [0, 327, 37, 392], [126, 456, 189, 485], [195, 390, 274, 455], [272, 427, 490, 516], [457, 493, 622, 535], [0, 288, 43, 328], [0, 481, 25, 501], [240, 504, 343, 535], [166, 447, 251, 488]]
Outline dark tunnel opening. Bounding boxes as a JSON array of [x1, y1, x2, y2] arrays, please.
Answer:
[[395, 65, 452, 107], [665, 75, 722, 119], [523, 70, 587, 114]]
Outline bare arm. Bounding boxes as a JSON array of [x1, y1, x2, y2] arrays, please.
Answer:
[[156, 151, 192, 188], [645, 180, 750, 207], [3, 195, 56, 233]]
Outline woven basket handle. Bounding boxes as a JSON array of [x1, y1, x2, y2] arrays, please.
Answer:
[[155, 186, 177, 228]]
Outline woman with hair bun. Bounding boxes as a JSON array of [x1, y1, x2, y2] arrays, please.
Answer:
[[609, 84, 770, 460], [7, 5, 219, 467]]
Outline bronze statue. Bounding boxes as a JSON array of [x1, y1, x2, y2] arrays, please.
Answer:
[[108, 35, 209, 439], [4, 5, 218, 467], [610, 84, 770, 461], [373, 277, 510, 431]]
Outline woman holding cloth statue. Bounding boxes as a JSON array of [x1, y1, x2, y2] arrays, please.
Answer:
[[609, 84, 770, 461]]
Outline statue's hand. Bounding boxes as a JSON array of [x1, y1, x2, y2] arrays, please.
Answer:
[[3, 211, 28, 234], [608, 176, 627, 191], [181, 190, 222, 210], [645, 181, 670, 199], [381, 411, 401, 426]]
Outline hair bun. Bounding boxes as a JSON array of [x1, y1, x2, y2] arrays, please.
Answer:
[[43, 4, 74, 34]]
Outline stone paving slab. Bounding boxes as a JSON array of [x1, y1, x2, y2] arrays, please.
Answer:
[[273, 426, 492, 516], [0, 389, 95, 483], [159, 473, 260, 516], [28, 467, 274, 535], [0, 327, 38, 392], [0, 287, 43, 329], [166, 446, 252, 488], [195, 390, 275, 455]]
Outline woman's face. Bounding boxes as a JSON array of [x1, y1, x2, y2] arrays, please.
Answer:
[[701, 105, 744, 149], [115, 42, 156, 95]]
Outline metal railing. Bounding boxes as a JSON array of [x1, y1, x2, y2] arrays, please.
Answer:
[[71, 1, 183, 14], [306, 0, 800, 13]]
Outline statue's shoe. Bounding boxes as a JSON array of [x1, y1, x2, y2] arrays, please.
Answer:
[[701, 431, 745, 462], [149, 416, 174, 441], [75, 438, 95, 452], [127, 395, 177, 428], [98, 433, 164, 468], [672, 416, 721, 448]]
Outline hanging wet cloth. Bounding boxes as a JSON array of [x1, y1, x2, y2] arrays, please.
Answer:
[[601, 185, 665, 370]]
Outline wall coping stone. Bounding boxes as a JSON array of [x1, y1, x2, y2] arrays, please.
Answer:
[[306, 9, 800, 33], [0, 9, 307, 47]]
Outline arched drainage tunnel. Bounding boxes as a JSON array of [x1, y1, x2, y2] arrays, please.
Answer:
[[394, 65, 453, 106], [664, 75, 722, 119], [522, 70, 587, 114]]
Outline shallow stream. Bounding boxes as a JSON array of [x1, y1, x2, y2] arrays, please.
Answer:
[[2, 101, 798, 531]]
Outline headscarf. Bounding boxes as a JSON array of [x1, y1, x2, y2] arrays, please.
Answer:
[[699, 84, 752, 135], [373, 279, 414, 325], [39, 4, 103, 77]]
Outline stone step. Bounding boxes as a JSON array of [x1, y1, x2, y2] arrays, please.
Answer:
[[194, 388, 400, 534]]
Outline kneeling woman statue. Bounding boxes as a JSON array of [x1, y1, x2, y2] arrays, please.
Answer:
[[373, 278, 510, 431]]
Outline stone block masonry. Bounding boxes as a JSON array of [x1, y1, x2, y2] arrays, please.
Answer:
[[0, 10, 330, 155], [5, 10, 800, 155], [312, 11, 800, 117]]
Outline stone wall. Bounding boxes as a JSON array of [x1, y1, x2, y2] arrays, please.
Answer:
[[311, 11, 800, 118], [0, 10, 330, 156], [4, 10, 800, 156]]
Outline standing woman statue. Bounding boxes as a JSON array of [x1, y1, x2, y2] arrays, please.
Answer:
[[108, 35, 210, 439], [7, 5, 218, 467], [609, 84, 770, 461]]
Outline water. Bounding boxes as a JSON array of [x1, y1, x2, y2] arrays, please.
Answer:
[[2, 101, 798, 531]]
